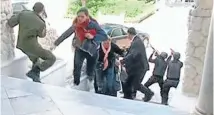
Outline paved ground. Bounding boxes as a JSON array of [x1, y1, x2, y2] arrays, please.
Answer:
[[1, 76, 189, 115]]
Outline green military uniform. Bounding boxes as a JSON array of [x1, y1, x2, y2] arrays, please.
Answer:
[[7, 10, 56, 71]]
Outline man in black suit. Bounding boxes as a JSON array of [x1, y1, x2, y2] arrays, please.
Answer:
[[120, 27, 154, 102]]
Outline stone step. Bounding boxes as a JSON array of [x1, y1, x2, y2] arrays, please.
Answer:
[[1, 49, 68, 87], [1, 76, 189, 115]]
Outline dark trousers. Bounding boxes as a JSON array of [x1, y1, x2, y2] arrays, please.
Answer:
[[132, 71, 147, 98], [121, 82, 125, 93], [161, 79, 179, 104], [21, 47, 56, 72], [94, 76, 98, 93], [73, 48, 98, 83], [123, 71, 153, 99], [144, 75, 164, 95]]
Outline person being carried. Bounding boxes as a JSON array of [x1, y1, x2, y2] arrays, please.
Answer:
[[7, 2, 56, 83], [95, 38, 125, 96], [161, 49, 183, 105], [144, 48, 172, 100], [54, 7, 108, 86]]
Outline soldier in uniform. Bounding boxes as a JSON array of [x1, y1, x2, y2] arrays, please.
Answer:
[[144, 50, 171, 98], [7, 2, 56, 83], [161, 50, 183, 105]]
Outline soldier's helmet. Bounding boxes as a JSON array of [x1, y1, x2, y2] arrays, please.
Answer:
[[160, 52, 168, 59], [173, 52, 181, 60]]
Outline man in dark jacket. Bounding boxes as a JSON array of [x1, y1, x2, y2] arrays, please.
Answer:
[[144, 50, 172, 97], [161, 51, 183, 105], [7, 2, 56, 83], [121, 27, 154, 101]]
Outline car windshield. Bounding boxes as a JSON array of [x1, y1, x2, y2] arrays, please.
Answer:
[[101, 26, 112, 34], [23, 2, 31, 10]]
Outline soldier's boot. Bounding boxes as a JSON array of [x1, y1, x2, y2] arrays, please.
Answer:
[[143, 91, 154, 102], [161, 97, 168, 105], [143, 88, 154, 102], [26, 66, 41, 83], [132, 92, 137, 99]]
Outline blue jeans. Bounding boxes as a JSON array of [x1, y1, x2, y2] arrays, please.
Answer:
[[95, 62, 115, 96], [104, 65, 115, 96]]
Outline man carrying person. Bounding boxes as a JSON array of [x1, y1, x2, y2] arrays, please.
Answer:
[[120, 27, 154, 102]]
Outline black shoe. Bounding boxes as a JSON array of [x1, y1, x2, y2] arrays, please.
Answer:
[[26, 70, 41, 83], [161, 98, 168, 105], [132, 93, 136, 99], [143, 91, 154, 102], [74, 78, 80, 85], [33, 76, 41, 83]]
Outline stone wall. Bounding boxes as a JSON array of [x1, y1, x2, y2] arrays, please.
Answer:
[[1, 0, 15, 66], [182, 0, 213, 96], [38, 23, 58, 51]]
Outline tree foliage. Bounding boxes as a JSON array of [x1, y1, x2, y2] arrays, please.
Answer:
[[67, 0, 108, 16]]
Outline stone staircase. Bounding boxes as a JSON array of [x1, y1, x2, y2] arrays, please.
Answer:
[[1, 76, 189, 115]]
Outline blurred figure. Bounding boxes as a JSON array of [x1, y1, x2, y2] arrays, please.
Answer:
[[95, 38, 125, 96], [7, 2, 56, 83], [120, 27, 154, 101], [161, 49, 183, 105], [144, 49, 172, 99], [54, 7, 107, 87]]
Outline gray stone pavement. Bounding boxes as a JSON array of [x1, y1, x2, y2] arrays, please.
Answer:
[[1, 76, 189, 115]]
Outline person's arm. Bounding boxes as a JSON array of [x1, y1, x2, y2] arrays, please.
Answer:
[[180, 62, 183, 68], [166, 55, 172, 64], [123, 41, 140, 63], [54, 25, 75, 46], [166, 48, 174, 64], [149, 51, 156, 63], [7, 14, 20, 28], [112, 43, 125, 56], [37, 24, 46, 38]]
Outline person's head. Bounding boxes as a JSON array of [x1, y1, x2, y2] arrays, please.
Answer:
[[173, 52, 181, 60], [76, 7, 89, 24], [102, 38, 111, 48], [160, 52, 168, 59], [127, 27, 137, 40], [33, 2, 47, 18]]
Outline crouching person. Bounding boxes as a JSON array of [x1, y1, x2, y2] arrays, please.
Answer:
[[95, 39, 124, 96], [161, 50, 183, 105]]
